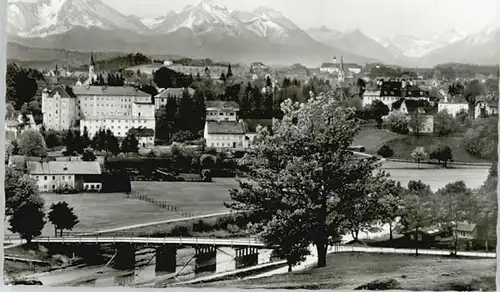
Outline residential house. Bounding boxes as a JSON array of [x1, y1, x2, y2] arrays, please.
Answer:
[[362, 81, 430, 107], [27, 161, 103, 192], [154, 87, 196, 110], [204, 121, 247, 149], [475, 99, 499, 119], [392, 99, 434, 134], [5, 113, 37, 141], [127, 127, 155, 148], [438, 102, 469, 117], [206, 100, 240, 122]]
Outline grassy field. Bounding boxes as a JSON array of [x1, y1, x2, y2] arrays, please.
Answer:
[[4, 192, 184, 237], [196, 253, 496, 290], [353, 128, 403, 153], [131, 178, 239, 216], [353, 128, 488, 163], [4, 165, 488, 238]]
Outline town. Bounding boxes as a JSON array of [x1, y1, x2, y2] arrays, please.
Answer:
[[3, 0, 499, 290]]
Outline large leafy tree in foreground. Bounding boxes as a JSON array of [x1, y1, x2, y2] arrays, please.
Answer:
[[227, 95, 394, 268]]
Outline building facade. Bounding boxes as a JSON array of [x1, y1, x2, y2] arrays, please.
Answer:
[[27, 161, 102, 192], [41, 86, 78, 131], [206, 101, 240, 122], [204, 121, 248, 149], [154, 87, 195, 110], [438, 103, 469, 117]]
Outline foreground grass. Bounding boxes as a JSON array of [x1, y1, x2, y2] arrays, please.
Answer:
[[194, 253, 496, 291]]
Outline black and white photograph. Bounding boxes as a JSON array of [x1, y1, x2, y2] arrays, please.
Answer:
[[2, 0, 499, 290]]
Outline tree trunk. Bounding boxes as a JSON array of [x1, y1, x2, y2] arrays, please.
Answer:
[[316, 241, 327, 268], [54, 226, 58, 237], [415, 227, 419, 256], [389, 223, 393, 240], [60, 228, 63, 237], [288, 264, 292, 272]]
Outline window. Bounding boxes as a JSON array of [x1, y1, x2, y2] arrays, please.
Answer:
[[52, 176, 55, 180], [44, 176, 47, 180]]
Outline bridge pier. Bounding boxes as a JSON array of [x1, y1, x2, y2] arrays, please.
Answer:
[[216, 247, 236, 273], [155, 246, 177, 273], [235, 247, 259, 269], [78, 244, 103, 265], [258, 249, 273, 265], [195, 246, 217, 274], [113, 243, 136, 270]]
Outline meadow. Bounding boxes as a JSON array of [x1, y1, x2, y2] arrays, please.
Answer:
[[4, 163, 489, 238], [195, 253, 496, 290]]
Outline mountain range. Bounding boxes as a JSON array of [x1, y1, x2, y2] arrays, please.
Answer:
[[7, 0, 500, 67]]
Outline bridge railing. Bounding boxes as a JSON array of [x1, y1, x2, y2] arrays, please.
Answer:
[[32, 236, 264, 247]]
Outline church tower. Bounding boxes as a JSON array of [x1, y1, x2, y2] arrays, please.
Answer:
[[83, 50, 97, 86], [338, 54, 345, 83]]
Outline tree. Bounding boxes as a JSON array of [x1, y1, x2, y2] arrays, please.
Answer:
[[6, 63, 39, 110], [371, 100, 389, 129], [463, 117, 498, 160], [386, 111, 409, 134], [434, 110, 457, 136], [18, 129, 47, 157], [411, 147, 427, 169], [81, 127, 91, 149], [5, 167, 44, 217], [377, 145, 394, 158], [429, 144, 453, 167], [121, 133, 139, 154], [407, 112, 425, 136], [378, 181, 404, 240], [226, 64, 233, 79], [432, 181, 476, 255], [220, 73, 226, 82], [82, 149, 97, 161], [474, 163, 498, 251], [9, 203, 46, 243], [48, 202, 79, 237], [464, 80, 486, 118], [399, 181, 434, 256], [226, 95, 393, 268]]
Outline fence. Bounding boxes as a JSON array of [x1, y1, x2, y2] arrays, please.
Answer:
[[129, 192, 196, 218], [329, 244, 496, 258]]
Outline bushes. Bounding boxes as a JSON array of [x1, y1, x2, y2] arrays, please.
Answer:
[[386, 111, 409, 135], [377, 145, 394, 158], [463, 117, 498, 160], [201, 169, 212, 182]]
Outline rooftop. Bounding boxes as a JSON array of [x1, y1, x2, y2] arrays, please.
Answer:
[[456, 223, 476, 232], [155, 87, 195, 98], [72, 85, 151, 97], [27, 161, 102, 175], [206, 100, 240, 111], [44, 85, 72, 98], [206, 121, 246, 135]]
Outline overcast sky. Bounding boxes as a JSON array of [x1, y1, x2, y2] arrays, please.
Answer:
[[100, 0, 500, 38]]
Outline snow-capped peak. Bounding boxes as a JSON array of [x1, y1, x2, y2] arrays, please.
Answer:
[[9, 0, 148, 37]]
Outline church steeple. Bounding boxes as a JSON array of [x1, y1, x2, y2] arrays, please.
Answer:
[[90, 50, 95, 67]]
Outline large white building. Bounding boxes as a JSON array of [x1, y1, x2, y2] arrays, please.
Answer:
[[437, 102, 469, 117], [362, 81, 430, 108], [41, 86, 78, 131]]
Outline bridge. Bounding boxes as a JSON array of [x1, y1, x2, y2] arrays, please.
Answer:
[[32, 236, 265, 247], [32, 236, 271, 275]]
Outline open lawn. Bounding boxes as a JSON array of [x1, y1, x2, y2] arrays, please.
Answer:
[[353, 128, 488, 163], [196, 253, 496, 290], [353, 128, 403, 153], [384, 135, 489, 163], [4, 192, 183, 237], [131, 178, 239, 216], [4, 164, 488, 238]]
